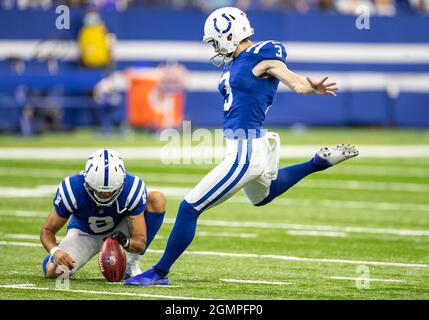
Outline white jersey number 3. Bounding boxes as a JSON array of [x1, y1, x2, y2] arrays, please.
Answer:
[[220, 71, 233, 112], [274, 44, 283, 57]]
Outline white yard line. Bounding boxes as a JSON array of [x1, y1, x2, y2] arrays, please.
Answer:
[[0, 232, 252, 242], [324, 166, 429, 178], [287, 231, 347, 237], [106, 282, 181, 288], [220, 279, 292, 285], [0, 185, 56, 197], [2, 283, 35, 288], [0, 241, 41, 247], [1, 145, 429, 159], [0, 164, 428, 179], [0, 284, 213, 300], [0, 185, 428, 213], [0, 210, 47, 217], [176, 250, 429, 268], [166, 218, 429, 237], [153, 179, 429, 193], [298, 179, 429, 193], [1, 241, 427, 268], [0, 168, 70, 178], [0, 234, 63, 241], [197, 231, 257, 239], [2, 234, 39, 240], [276, 198, 429, 213], [0, 168, 206, 182], [1, 209, 429, 237], [327, 276, 405, 283], [1, 165, 428, 193]]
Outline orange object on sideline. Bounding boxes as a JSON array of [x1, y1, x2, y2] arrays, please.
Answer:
[[127, 70, 184, 129]]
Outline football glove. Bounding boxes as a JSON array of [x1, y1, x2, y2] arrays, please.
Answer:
[[109, 231, 130, 249]]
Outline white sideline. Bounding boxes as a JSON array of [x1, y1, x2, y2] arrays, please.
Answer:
[[220, 279, 292, 285], [0, 284, 213, 300], [1, 145, 429, 159], [1, 241, 427, 268], [2, 40, 429, 64], [327, 276, 405, 283]]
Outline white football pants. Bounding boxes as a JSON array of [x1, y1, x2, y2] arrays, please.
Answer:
[[57, 218, 130, 274], [184, 132, 280, 212]]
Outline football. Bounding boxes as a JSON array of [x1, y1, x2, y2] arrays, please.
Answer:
[[98, 237, 126, 282]]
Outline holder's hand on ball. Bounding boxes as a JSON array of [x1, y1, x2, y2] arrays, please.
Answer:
[[109, 231, 130, 250]]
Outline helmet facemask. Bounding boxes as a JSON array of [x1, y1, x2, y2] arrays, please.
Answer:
[[205, 37, 235, 67], [84, 180, 124, 207]]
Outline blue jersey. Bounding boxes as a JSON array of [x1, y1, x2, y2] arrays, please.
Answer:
[[219, 40, 287, 139], [53, 172, 147, 235]]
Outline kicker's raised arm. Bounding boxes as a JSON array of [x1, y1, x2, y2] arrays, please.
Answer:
[[253, 59, 338, 96]]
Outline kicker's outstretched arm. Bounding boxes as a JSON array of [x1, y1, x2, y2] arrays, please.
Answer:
[[253, 59, 338, 96]]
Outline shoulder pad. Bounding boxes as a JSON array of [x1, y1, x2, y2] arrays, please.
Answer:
[[246, 40, 287, 63]]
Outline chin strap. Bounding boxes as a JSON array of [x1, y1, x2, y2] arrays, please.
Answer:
[[210, 51, 234, 67], [116, 199, 128, 214]]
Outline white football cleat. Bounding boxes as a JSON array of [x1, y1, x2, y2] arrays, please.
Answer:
[[314, 144, 359, 168], [125, 262, 142, 279]]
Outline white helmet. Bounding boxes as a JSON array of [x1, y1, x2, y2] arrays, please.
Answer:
[[203, 7, 254, 67], [83, 148, 126, 206]]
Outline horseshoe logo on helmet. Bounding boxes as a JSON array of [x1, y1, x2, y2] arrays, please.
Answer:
[[213, 13, 232, 34]]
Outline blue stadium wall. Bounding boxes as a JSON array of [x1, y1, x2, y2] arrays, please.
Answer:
[[0, 9, 428, 130]]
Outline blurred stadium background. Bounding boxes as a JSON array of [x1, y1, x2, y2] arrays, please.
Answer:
[[0, 1, 429, 300], [0, 0, 428, 133]]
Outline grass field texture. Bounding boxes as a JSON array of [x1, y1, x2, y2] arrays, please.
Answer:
[[0, 128, 428, 299]]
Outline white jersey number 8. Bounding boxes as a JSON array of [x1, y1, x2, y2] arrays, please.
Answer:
[[220, 71, 233, 112], [88, 216, 114, 233]]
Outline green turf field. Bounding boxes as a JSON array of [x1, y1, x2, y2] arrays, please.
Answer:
[[0, 128, 428, 299]]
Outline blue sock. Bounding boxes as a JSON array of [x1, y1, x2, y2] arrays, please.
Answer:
[[42, 255, 51, 275], [154, 200, 199, 275], [144, 211, 165, 250], [256, 159, 325, 206]]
